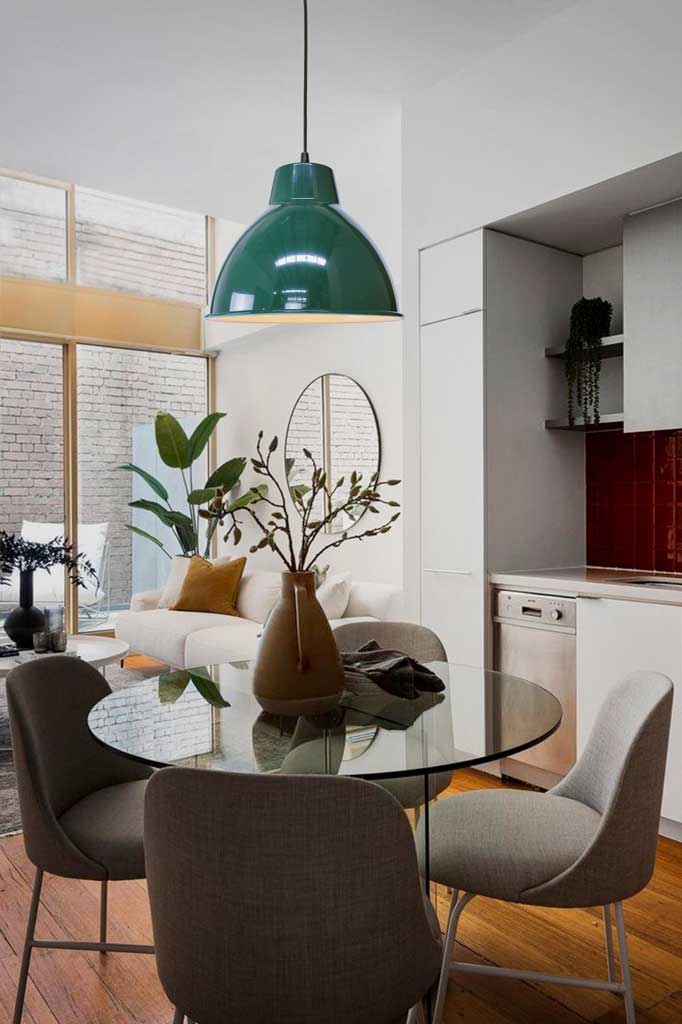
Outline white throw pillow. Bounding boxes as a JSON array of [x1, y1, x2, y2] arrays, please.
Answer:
[[158, 554, 231, 609], [236, 571, 282, 623], [316, 572, 352, 619]]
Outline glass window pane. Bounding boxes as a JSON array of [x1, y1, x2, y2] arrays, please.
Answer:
[[76, 188, 207, 304], [0, 176, 67, 281], [0, 339, 65, 642], [77, 346, 208, 632]]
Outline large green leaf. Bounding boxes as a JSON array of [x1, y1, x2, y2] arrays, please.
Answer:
[[155, 412, 191, 469], [158, 668, 229, 708], [125, 524, 171, 557], [129, 499, 191, 529], [187, 413, 226, 461], [158, 670, 190, 703], [117, 463, 169, 502], [226, 484, 267, 512], [175, 522, 197, 556], [189, 668, 230, 708], [205, 457, 247, 491], [188, 488, 217, 505]]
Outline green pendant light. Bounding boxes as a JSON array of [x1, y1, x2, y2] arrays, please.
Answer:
[[207, 0, 401, 324]]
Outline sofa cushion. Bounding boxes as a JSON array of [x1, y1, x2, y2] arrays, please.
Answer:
[[115, 609, 234, 668], [236, 570, 282, 623], [159, 554, 232, 609], [185, 619, 263, 668], [171, 556, 246, 615], [316, 571, 352, 619]]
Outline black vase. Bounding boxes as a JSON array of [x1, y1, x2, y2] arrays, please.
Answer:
[[4, 570, 45, 649]]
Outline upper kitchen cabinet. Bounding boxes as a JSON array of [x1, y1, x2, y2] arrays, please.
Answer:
[[419, 231, 483, 325], [624, 198, 682, 431]]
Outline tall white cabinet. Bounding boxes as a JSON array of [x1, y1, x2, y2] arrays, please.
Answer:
[[417, 229, 584, 665], [421, 312, 485, 665]]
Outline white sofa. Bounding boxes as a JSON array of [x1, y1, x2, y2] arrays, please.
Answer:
[[115, 570, 402, 669]]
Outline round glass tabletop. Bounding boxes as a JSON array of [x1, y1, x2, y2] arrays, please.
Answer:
[[88, 660, 562, 780]]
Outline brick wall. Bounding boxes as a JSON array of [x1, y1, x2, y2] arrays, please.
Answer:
[[0, 339, 207, 609]]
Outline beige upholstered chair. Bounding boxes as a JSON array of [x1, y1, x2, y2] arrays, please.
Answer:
[[421, 671, 673, 1024], [333, 620, 453, 809], [7, 659, 155, 1024], [145, 768, 442, 1024]]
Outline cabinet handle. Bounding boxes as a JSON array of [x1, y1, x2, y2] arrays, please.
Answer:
[[423, 568, 473, 576], [578, 594, 603, 600]]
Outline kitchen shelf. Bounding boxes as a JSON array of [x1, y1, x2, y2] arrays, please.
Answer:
[[545, 412, 624, 432], [545, 334, 624, 360]]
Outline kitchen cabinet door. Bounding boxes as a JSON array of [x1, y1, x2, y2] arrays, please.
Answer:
[[577, 597, 682, 824], [420, 312, 485, 577], [624, 201, 682, 431], [421, 569, 485, 669], [420, 311, 485, 668], [419, 231, 483, 326]]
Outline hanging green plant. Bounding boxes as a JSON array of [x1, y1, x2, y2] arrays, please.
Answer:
[[565, 297, 613, 425]]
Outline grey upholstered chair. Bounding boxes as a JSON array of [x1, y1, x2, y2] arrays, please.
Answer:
[[420, 671, 673, 1024], [145, 768, 442, 1024], [7, 658, 155, 1024], [333, 620, 453, 809]]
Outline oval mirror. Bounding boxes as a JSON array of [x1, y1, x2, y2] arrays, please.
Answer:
[[285, 374, 380, 534]]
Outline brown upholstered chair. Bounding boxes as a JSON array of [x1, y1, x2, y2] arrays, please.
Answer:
[[7, 658, 155, 1024], [422, 672, 673, 1024], [145, 768, 442, 1024], [332, 620, 453, 809]]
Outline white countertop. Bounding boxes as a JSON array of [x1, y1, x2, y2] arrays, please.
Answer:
[[489, 566, 682, 606]]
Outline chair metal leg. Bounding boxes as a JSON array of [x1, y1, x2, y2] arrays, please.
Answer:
[[602, 904, 617, 982], [100, 880, 108, 947], [13, 869, 43, 1024], [614, 901, 636, 1024], [433, 891, 472, 1024]]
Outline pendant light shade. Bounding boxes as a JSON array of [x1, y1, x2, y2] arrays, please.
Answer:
[[207, 0, 401, 325], [208, 162, 401, 323]]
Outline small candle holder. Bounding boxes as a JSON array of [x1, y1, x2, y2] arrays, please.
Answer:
[[32, 630, 50, 654], [50, 629, 68, 653]]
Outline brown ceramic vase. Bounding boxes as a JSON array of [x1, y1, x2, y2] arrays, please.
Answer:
[[252, 571, 344, 717]]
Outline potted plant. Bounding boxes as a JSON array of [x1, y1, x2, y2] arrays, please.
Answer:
[[118, 411, 259, 559], [565, 297, 613, 425], [0, 532, 97, 648], [203, 431, 401, 716]]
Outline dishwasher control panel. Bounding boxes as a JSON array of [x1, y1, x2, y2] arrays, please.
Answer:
[[494, 590, 576, 630]]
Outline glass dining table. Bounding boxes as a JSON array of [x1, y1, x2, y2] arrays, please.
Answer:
[[88, 659, 562, 892]]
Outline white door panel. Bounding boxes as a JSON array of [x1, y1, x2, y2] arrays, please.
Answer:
[[420, 232, 483, 325]]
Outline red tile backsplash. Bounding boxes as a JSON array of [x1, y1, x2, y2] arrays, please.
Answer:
[[586, 428, 682, 572]]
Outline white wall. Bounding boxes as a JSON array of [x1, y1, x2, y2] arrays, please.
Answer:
[[402, 0, 682, 615], [214, 321, 403, 584]]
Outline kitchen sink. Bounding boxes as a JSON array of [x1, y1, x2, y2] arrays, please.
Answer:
[[605, 576, 682, 589]]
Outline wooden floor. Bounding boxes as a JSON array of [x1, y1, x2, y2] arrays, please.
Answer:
[[1, 769, 681, 1023]]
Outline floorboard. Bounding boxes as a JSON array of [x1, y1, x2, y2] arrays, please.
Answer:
[[1, 769, 680, 1023]]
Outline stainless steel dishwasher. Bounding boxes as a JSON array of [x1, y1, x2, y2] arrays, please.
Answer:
[[493, 589, 576, 788]]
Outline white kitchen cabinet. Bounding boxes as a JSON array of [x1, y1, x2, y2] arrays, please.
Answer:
[[419, 231, 483, 326], [624, 199, 682, 431], [420, 312, 485, 665], [577, 597, 682, 825]]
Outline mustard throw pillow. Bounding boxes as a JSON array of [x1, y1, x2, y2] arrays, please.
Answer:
[[170, 555, 246, 616]]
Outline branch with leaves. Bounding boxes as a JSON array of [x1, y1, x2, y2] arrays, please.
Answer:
[[205, 431, 400, 573]]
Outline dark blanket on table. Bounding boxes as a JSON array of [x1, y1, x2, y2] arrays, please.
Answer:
[[341, 640, 445, 700]]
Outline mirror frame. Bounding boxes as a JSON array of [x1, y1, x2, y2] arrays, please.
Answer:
[[284, 373, 381, 534]]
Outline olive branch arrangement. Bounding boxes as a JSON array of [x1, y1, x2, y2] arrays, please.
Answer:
[[0, 531, 97, 589], [201, 431, 400, 573], [565, 297, 613, 425]]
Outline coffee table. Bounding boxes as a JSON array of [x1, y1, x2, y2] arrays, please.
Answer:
[[0, 635, 130, 678]]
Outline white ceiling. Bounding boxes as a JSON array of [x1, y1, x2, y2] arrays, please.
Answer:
[[0, 0, 576, 223]]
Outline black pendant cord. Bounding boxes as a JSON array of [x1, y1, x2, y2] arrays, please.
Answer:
[[301, 0, 310, 162]]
